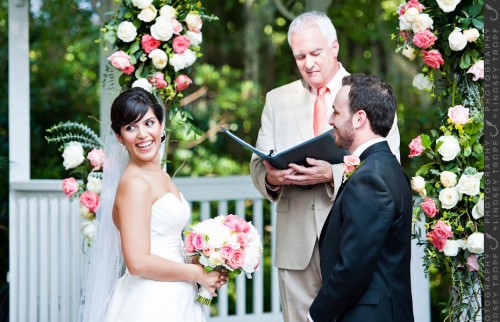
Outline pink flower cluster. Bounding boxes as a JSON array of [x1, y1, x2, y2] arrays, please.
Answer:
[[397, 0, 445, 69], [426, 220, 453, 251], [184, 215, 262, 275], [420, 197, 439, 218]]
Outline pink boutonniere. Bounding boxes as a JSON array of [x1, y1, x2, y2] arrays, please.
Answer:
[[342, 155, 362, 183]]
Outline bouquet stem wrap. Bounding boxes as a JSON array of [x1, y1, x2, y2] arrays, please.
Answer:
[[196, 286, 213, 306]]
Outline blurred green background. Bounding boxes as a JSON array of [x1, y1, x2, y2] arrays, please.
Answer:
[[0, 0, 446, 319]]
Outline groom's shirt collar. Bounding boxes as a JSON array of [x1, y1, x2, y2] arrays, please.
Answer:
[[352, 137, 386, 157]]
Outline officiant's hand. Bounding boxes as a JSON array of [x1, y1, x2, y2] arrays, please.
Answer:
[[263, 160, 297, 186], [285, 158, 333, 186]]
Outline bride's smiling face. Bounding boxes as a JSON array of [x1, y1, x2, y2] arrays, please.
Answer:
[[117, 108, 163, 162]]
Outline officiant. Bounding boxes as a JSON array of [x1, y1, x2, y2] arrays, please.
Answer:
[[249, 11, 400, 322]]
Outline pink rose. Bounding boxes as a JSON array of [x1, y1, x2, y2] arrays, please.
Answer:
[[420, 197, 439, 218], [191, 233, 204, 250], [174, 74, 192, 91], [87, 148, 105, 171], [343, 154, 360, 174], [408, 135, 425, 158], [62, 177, 79, 197], [235, 220, 250, 234], [202, 247, 214, 257], [172, 35, 191, 54], [406, 0, 425, 11], [219, 245, 234, 259], [107, 51, 135, 75], [184, 233, 195, 253], [79, 191, 99, 213], [148, 72, 168, 89], [224, 214, 239, 230], [422, 50, 444, 69], [467, 60, 484, 81], [466, 254, 479, 272], [413, 30, 437, 49], [141, 34, 161, 54], [227, 249, 245, 270], [171, 19, 183, 35], [426, 220, 453, 251], [448, 105, 469, 125]]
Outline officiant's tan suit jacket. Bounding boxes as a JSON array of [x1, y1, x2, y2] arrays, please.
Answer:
[[250, 74, 401, 270]]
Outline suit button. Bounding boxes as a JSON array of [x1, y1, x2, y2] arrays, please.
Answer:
[[332, 316, 339, 322], [311, 204, 315, 210]]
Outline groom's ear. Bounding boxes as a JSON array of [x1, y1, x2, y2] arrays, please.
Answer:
[[352, 110, 368, 129]]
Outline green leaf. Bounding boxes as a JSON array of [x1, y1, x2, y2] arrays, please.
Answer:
[[472, 17, 484, 30], [129, 41, 140, 55], [468, 4, 483, 17], [460, 52, 472, 69], [416, 163, 434, 176], [421, 134, 432, 149], [464, 146, 472, 157]]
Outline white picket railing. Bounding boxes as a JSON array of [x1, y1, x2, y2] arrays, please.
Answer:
[[9, 176, 282, 322], [9, 176, 430, 322]]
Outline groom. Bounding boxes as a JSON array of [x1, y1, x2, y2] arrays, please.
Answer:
[[307, 74, 414, 322]]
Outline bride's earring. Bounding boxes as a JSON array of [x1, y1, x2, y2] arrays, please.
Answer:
[[161, 132, 166, 143]]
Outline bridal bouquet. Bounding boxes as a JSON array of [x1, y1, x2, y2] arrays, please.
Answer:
[[184, 214, 263, 305]]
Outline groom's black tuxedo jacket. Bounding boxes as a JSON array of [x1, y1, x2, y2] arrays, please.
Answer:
[[309, 141, 414, 322]]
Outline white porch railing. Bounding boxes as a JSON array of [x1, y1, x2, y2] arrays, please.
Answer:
[[9, 175, 430, 322]]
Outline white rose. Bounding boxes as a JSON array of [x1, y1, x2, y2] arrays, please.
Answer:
[[437, 135, 460, 161], [436, 0, 461, 12], [150, 16, 173, 41], [182, 49, 197, 68], [86, 175, 102, 194], [411, 13, 434, 33], [170, 53, 186, 72], [243, 246, 262, 274], [403, 7, 420, 23], [466, 232, 484, 254], [457, 172, 483, 196], [439, 187, 461, 209], [402, 47, 417, 61], [472, 195, 484, 219], [186, 30, 203, 46], [81, 220, 99, 240], [159, 5, 176, 19], [440, 171, 458, 188], [464, 28, 480, 42], [131, 0, 153, 9], [117, 21, 137, 43], [138, 5, 157, 22], [80, 206, 94, 220], [132, 78, 153, 93], [448, 28, 467, 51], [208, 252, 225, 266], [412, 73, 433, 91], [398, 16, 412, 31], [185, 12, 203, 32], [62, 141, 85, 170], [148, 49, 168, 69], [411, 176, 426, 198], [443, 240, 461, 256]]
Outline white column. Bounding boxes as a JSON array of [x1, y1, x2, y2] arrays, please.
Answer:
[[8, 0, 30, 181]]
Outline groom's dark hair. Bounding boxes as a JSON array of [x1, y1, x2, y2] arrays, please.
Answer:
[[342, 74, 396, 137]]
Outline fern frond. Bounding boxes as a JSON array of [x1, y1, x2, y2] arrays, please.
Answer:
[[46, 121, 102, 149]]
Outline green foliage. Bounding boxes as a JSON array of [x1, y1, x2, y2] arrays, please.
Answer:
[[46, 121, 103, 150]]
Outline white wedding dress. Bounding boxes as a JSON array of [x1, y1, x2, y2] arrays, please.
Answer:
[[105, 193, 206, 322]]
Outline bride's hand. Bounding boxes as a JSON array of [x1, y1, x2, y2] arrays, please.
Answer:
[[194, 267, 226, 296]]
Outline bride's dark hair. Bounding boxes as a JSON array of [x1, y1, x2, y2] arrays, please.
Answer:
[[110, 87, 164, 134]]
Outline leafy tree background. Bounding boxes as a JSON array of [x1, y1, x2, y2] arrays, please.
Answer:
[[0, 0, 446, 319]]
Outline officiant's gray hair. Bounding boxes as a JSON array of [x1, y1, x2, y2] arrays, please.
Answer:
[[287, 11, 338, 47]]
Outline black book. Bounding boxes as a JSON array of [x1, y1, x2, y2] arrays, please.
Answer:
[[221, 128, 349, 169]]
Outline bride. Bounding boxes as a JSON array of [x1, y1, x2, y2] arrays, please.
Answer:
[[79, 87, 226, 322]]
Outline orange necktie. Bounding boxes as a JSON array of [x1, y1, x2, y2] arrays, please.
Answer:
[[313, 86, 329, 136]]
